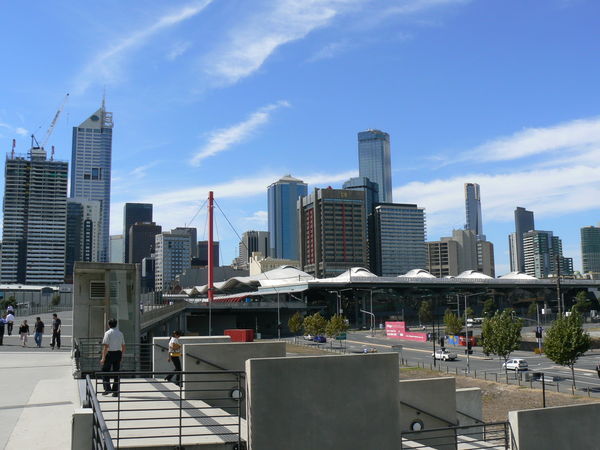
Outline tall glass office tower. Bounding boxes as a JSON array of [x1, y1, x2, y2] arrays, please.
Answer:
[[268, 175, 307, 260], [581, 226, 600, 276], [510, 206, 535, 272], [70, 102, 113, 262], [464, 183, 484, 240], [358, 130, 393, 203]]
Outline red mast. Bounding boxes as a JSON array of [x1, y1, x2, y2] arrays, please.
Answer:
[[207, 191, 214, 304]]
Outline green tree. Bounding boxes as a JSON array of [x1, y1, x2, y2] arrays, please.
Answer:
[[418, 300, 433, 325], [0, 296, 17, 310], [326, 314, 349, 338], [544, 312, 591, 392], [527, 302, 538, 319], [302, 312, 328, 337], [482, 298, 496, 317], [481, 309, 523, 376], [571, 291, 591, 314], [464, 306, 475, 320], [51, 294, 61, 306], [444, 309, 463, 335], [288, 312, 304, 336]]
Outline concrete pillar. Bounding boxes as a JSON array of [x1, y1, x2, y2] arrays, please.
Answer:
[[71, 408, 93, 450]]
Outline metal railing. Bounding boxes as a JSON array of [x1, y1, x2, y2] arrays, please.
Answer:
[[401, 421, 509, 449], [92, 370, 245, 449], [85, 375, 115, 450], [73, 338, 151, 376]]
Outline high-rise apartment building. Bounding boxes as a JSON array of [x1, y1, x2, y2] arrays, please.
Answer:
[[358, 130, 392, 203], [464, 183, 484, 239], [66, 198, 101, 279], [299, 188, 367, 278], [155, 230, 192, 292], [173, 227, 198, 258], [238, 231, 270, 268], [109, 235, 124, 263], [523, 230, 572, 278], [129, 222, 162, 264], [268, 175, 307, 261], [371, 203, 426, 276], [123, 203, 152, 262], [70, 102, 113, 262], [426, 240, 459, 278], [581, 226, 600, 277], [509, 207, 535, 272], [1, 147, 68, 284], [342, 177, 379, 219]]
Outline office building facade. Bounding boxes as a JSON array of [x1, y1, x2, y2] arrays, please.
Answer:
[[197, 241, 220, 267], [523, 230, 572, 278], [123, 203, 152, 262], [173, 227, 198, 258], [109, 235, 124, 263], [1, 148, 68, 284], [581, 226, 600, 277], [464, 183, 484, 239], [155, 230, 192, 292], [66, 198, 101, 279], [371, 203, 426, 276], [238, 231, 270, 268], [268, 175, 307, 260], [358, 129, 392, 203], [426, 240, 460, 278], [70, 103, 113, 262], [129, 222, 162, 264], [426, 229, 495, 277], [299, 188, 367, 278], [509, 207, 535, 272]]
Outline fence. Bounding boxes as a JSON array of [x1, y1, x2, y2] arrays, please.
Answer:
[[401, 421, 509, 449], [84, 375, 116, 450], [89, 370, 245, 449], [73, 338, 152, 376]]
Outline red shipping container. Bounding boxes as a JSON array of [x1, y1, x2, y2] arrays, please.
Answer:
[[224, 329, 254, 342]]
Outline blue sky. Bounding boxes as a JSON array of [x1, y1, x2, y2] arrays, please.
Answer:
[[1, 0, 599, 273]]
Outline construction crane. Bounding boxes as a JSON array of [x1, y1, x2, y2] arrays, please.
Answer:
[[11, 139, 15, 158], [38, 93, 69, 149]]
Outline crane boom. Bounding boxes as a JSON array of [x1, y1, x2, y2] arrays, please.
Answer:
[[40, 93, 69, 149]]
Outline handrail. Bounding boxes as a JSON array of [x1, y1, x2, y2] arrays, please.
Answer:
[[155, 342, 244, 374], [399, 400, 457, 427], [456, 408, 485, 424], [85, 375, 115, 450]]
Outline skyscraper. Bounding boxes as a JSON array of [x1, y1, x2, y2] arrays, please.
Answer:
[[510, 207, 535, 272], [238, 231, 270, 268], [129, 222, 162, 264], [342, 176, 379, 220], [523, 230, 572, 278], [197, 241, 220, 267], [426, 229, 495, 277], [358, 130, 392, 203], [464, 183, 484, 239], [581, 226, 600, 277], [70, 102, 113, 262], [371, 203, 426, 276], [65, 198, 101, 280], [123, 203, 152, 262], [268, 175, 307, 260], [155, 229, 192, 292], [172, 227, 198, 258], [299, 188, 367, 278], [1, 147, 68, 284], [109, 235, 124, 263]]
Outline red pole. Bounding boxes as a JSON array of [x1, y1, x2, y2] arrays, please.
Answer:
[[208, 191, 214, 303]]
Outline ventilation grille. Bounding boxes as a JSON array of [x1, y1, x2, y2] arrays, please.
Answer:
[[90, 281, 105, 300]]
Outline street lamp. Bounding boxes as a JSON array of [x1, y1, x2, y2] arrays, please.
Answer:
[[463, 292, 487, 374], [355, 288, 374, 336], [360, 309, 375, 336]]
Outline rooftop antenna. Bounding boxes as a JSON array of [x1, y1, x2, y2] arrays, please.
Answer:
[[102, 86, 106, 110], [11, 139, 15, 158], [51, 145, 55, 161]]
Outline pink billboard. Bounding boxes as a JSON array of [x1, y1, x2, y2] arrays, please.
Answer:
[[385, 321, 427, 342]]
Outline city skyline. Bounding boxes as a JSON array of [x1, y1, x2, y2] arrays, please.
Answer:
[[1, 1, 599, 272]]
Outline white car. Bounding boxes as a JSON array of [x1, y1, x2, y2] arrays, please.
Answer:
[[432, 350, 457, 361], [303, 334, 314, 341], [503, 358, 528, 371]]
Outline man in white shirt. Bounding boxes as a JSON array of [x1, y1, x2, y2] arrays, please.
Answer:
[[100, 318, 126, 397], [6, 312, 15, 336]]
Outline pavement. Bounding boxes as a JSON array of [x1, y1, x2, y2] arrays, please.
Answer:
[[0, 311, 77, 449]]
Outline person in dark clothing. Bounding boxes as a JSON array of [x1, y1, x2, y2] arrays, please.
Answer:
[[34, 317, 45, 348], [165, 330, 182, 386], [50, 313, 61, 350], [100, 319, 125, 397], [19, 320, 30, 347]]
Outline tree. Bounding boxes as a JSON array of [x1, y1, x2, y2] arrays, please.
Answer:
[[326, 314, 349, 339], [482, 298, 497, 317], [0, 296, 16, 310], [288, 312, 304, 336], [444, 309, 463, 335], [51, 294, 61, 306], [464, 306, 475, 320], [302, 312, 327, 337], [418, 300, 432, 325], [544, 312, 591, 392], [527, 302, 538, 319], [481, 309, 523, 376], [571, 291, 591, 314]]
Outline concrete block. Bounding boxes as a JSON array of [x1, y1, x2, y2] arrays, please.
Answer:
[[246, 353, 400, 450], [455, 387, 482, 426], [71, 408, 93, 450], [509, 402, 600, 450], [152, 335, 230, 374]]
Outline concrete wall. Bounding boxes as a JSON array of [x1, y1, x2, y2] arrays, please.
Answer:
[[455, 387, 482, 426], [509, 402, 600, 450], [183, 342, 285, 417], [399, 377, 457, 449], [245, 353, 400, 450], [152, 335, 231, 374]]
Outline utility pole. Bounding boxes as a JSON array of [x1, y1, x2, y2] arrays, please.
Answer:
[[465, 294, 470, 374], [555, 254, 562, 317], [208, 191, 214, 336]]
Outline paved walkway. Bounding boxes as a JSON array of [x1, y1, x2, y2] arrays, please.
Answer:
[[0, 311, 76, 449]]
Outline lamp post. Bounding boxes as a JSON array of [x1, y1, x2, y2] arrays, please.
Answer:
[[277, 292, 281, 339], [354, 288, 374, 336], [463, 292, 487, 374]]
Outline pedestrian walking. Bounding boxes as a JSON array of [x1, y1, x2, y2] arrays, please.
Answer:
[[100, 318, 125, 397], [19, 320, 30, 347], [0, 313, 6, 346], [165, 330, 183, 386], [596, 362, 600, 379], [6, 312, 15, 336], [6, 304, 15, 315], [34, 317, 45, 348], [50, 313, 61, 349]]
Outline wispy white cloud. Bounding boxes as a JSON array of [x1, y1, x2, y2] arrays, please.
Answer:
[[307, 40, 351, 62], [130, 161, 160, 179], [73, 1, 212, 93], [190, 100, 290, 165], [461, 116, 600, 163], [15, 127, 28, 136], [166, 41, 192, 61], [244, 210, 268, 224]]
